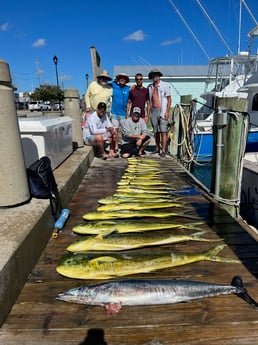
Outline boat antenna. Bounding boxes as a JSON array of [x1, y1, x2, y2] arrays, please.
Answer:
[[238, 0, 242, 54], [195, 0, 234, 56], [167, 0, 210, 61]]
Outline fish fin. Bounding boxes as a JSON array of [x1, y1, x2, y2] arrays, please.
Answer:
[[90, 256, 118, 263], [96, 229, 115, 238], [96, 221, 117, 226], [205, 244, 241, 263], [231, 276, 258, 309]]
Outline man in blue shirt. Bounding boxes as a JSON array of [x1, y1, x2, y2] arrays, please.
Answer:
[[110, 73, 131, 152]]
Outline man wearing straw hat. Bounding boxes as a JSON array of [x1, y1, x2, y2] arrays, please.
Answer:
[[148, 68, 171, 158], [85, 70, 113, 112]]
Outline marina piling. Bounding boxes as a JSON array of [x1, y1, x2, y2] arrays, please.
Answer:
[[64, 88, 84, 148], [0, 59, 30, 207]]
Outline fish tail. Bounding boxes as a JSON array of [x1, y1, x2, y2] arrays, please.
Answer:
[[175, 212, 204, 220], [193, 230, 222, 242], [205, 244, 241, 263], [231, 276, 258, 309]]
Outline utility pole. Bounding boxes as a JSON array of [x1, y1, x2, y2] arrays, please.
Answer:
[[35, 60, 41, 86]]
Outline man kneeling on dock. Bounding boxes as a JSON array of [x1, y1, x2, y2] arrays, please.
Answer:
[[83, 102, 118, 160], [120, 106, 151, 158]]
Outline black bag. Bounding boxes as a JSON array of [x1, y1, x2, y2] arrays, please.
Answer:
[[27, 156, 62, 220]]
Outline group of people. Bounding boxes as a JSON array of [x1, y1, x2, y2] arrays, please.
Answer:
[[82, 68, 171, 160]]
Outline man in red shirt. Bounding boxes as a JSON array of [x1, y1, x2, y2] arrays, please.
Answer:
[[126, 73, 150, 122]]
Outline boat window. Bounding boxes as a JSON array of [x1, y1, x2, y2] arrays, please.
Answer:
[[252, 93, 258, 111]]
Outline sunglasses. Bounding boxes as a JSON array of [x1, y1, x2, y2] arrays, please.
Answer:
[[135, 78, 143, 81]]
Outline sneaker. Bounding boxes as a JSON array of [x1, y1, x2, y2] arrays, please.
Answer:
[[160, 152, 166, 158]]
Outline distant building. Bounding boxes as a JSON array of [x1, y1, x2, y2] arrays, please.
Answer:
[[113, 65, 214, 109]]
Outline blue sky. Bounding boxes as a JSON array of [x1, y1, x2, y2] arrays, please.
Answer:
[[1, 0, 258, 96]]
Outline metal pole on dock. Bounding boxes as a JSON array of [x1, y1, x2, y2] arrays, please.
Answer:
[[64, 88, 84, 148], [0, 59, 30, 206], [213, 107, 227, 196]]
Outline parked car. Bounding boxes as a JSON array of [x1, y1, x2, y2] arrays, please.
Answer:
[[28, 101, 51, 112]]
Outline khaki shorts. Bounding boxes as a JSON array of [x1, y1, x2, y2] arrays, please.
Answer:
[[150, 109, 168, 133]]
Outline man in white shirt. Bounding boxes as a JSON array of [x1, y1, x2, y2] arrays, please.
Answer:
[[148, 68, 171, 158], [83, 102, 118, 160]]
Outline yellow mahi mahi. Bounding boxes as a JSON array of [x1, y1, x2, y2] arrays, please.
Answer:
[[72, 221, 205, 235], [115, 188, 172, 194], [117, 180, 168, 186], [82, 210, 200, 221], [97, 196, 174, 205], [56, 244, 240, 280], [113, 192, 172, 199], [97, 202, 184, 212], [67, 230, 220, 253]]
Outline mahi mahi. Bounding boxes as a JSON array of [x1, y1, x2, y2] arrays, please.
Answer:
[[117, 180, 169, 186], [82, 210, 200, 221], [56, 276, 258, 314], [113, 192, 173, 199], [72, 220, 205, 235], [67, 230, 220, 252], [56, 244, 240, 280], [97, 196, 175, 205], [97, 202, 184, 212], [115, 188, 173, 194]]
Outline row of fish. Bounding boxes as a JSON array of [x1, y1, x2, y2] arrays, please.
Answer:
[[57, 158, 238, 278], [56, 158, 258, 313]]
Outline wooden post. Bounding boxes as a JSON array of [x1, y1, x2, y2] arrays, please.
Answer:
[[211, 97, 248, 218], [64, 88, 84, 148], [169, 95, 193, 168]]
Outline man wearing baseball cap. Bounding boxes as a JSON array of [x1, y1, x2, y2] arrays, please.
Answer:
[[120, 106, 151, 158], [83, 102, 117, 160]]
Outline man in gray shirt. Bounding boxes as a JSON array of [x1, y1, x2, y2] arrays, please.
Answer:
[[120, 107, 151, 158]]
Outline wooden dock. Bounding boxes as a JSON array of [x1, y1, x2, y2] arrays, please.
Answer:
[[1, 156, 258, 345]]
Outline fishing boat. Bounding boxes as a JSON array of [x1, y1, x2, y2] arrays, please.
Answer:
[[192, 25, 258, 161]]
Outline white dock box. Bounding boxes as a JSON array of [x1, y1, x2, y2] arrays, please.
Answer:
[[18, 116, 73, 169]]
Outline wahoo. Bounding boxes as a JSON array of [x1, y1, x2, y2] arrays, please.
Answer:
[[72, 220, 205, 235], [56, 244, 240, 280], [67, 230, 220, 253], [56, 276, 258, 314]]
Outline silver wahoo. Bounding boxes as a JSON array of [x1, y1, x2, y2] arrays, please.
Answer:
[[56, 276, 258, 314]]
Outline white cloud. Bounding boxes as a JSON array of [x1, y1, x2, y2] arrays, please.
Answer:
[[60, 74, 71, 81], [0, 22, 10, 31], [123, 29, 147, 41], [160, 37, 182, 46], [32, 38, 46, 48]]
